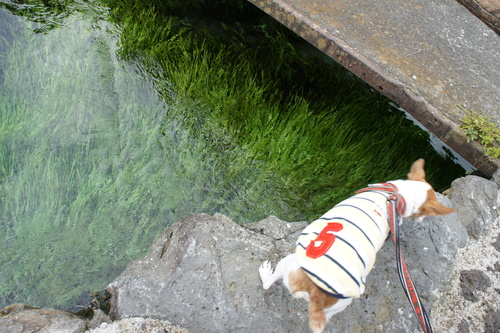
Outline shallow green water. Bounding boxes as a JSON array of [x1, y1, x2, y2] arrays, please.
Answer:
[[0, 0, 465, 310], [0, 2, 302, 309]]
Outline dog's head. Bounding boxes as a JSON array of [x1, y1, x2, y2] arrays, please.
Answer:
[[390, 159, 455, 220]]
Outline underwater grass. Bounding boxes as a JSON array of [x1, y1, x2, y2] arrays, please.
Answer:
[[0, 16, 172, 307], [0, 4, 300, 309], [106, 0, 465, 214]]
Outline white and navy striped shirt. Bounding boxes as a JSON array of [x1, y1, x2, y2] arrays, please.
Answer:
[[296, 190, 391, 299]]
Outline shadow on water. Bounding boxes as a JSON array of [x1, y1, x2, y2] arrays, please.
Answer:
[[0, 0, 466, 310]]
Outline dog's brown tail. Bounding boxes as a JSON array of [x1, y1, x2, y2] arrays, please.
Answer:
[[309, 304, 326, 332], [309, 290, 328, 333], [289, 268, 339, 333]]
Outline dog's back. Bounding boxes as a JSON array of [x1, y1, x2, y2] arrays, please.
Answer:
[[296, 190, 391, 299]]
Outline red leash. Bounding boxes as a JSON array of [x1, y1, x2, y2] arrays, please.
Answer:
[[357, 183, 433, 333]]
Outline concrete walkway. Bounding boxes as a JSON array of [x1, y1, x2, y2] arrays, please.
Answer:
[[248, 0, 500, 176]]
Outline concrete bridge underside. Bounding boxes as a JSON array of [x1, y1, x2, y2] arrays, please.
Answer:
[[247, 0, 500, 177]]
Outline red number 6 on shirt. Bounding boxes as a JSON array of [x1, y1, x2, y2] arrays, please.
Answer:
[[306, 222, 343, 259]]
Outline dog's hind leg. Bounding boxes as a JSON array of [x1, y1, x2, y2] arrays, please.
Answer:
[[324, 297, 352, 320], [259, 254, 299, 290]]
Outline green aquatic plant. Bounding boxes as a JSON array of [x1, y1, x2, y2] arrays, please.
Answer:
[[105, 0, 464, 212], [0, 0, 79, 33]]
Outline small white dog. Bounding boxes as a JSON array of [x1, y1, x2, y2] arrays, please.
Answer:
[[259, 159, 454, 333]]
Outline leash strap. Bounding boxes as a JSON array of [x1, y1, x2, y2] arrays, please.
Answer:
[[357, 184, 433, 333], [389, 198, 433, 333]]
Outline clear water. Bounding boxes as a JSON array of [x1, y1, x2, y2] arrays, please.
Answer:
[[0, 5, 293, 309], [0, 1, 465, 310]]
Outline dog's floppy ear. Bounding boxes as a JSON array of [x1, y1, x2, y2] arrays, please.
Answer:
[[419, 190, 455, 216], [407, 158, 426, 181]]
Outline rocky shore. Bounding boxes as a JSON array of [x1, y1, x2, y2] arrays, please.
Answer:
[[0, 174, 499, 332]]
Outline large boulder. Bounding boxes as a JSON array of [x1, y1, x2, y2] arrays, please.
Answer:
[[107, 192, 468, 332], [107, 214, 311, 332], [449, 175, 498, 239]]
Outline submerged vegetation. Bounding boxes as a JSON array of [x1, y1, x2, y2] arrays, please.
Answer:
[[0, 0, 80, 33], [0, 0, 464, 310], [104, 0, 464, 205]]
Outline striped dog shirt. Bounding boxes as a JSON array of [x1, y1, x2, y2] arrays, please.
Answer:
[[296, 190, 391, 299]]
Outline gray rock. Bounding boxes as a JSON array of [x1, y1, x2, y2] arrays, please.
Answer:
[[491, 168, 500, 187], [449, 175, 499, 239], [484, 310, 500, 333], [457, 319, 470, 333], [107, 205, 466, 333], [396, 194, 468, 301], [108, 213, 312, 333], [459, 269, 492, 302], [492, 234, 500, 252], [0, 308, 87, 333], [87, 317, 189, 333], [88, 309, 112, 330]]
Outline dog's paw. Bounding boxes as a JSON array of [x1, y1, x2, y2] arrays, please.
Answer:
[[259, 260, 273, 277], [259, 260, 274, 289]]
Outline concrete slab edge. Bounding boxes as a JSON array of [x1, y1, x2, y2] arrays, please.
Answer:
[[456, 0, 500, 36], [248, 0, 499, 177]]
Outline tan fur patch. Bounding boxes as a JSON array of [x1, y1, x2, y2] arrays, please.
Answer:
[[417, 189, 455, 217], [289, 268, 339, 333]]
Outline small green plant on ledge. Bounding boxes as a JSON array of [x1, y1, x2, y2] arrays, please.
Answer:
[[459, 106, 500, 159]]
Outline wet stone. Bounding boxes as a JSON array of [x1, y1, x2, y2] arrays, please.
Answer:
[[0, 304, 38, 316], [0, 308, 87, 333], [459, 269, 492, 302]]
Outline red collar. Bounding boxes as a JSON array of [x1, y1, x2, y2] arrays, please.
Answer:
[[355, 182, 406, 218]]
